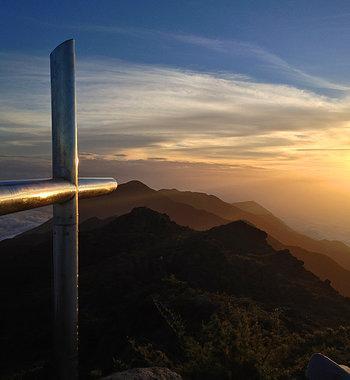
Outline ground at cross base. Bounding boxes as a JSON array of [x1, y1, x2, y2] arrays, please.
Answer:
[[101, 367, 182, 379]]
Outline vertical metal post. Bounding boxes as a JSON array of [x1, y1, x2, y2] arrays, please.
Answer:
[[50, 39, 79, 379]]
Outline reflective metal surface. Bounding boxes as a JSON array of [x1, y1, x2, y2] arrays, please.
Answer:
[[0, 179, 73, 216], [0, 177, 117, 216], [51, 39, 79, 380], [0, 38, 118, 380], [79, 177, 118, 198], [51, 39, 78, 185]]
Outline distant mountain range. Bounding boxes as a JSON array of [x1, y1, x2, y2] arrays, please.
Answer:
[[159, 186, 350, 272], [19, 180, 350, 298], [1, 206, 350, 378], [69, 180, 350, 298]]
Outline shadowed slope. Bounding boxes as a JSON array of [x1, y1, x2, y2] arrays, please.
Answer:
[[1, 207, 350, 378], [79, 181, 229, 231], [269, 237, 350, 298], [158, 187, 350, 297], [9, 181, 350, 298], [232, 201, 350, 272], [160, 188, 350, 271]]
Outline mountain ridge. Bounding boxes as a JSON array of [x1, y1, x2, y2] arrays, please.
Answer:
[[159, 186, 350, 275], [10, 180, 350, 298], [2, 206, 350, 378], [79, 180, 230, 231]]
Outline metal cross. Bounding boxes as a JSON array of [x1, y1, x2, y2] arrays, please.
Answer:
[[0, 40, 117, 379]]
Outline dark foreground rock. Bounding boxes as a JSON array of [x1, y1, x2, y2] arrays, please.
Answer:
[[1, 207, 350, 379], [101, 367, 182, 380]]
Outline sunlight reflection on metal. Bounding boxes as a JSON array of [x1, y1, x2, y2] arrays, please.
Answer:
[[0, 178, 117, 216], [0, 39, 118, 380]]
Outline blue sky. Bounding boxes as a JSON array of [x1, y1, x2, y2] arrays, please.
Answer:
[[2, 0, 350, 164], [2, 0, 350, 239], [2, 0, 350, 92]]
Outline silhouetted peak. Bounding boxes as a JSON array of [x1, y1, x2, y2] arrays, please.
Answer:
[[116, 180, 156, 198], [128, 206, 170, 220], [206, 220, 268, 253], [121, 180, 152, 191], [105, 207, 188, 235], [160, 188, 222, 202], [233, 201, 273, 216], [210, 219, 266, 236], [158, 187, 245, 220]]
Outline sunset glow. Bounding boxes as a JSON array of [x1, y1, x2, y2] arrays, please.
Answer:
[[2, 1, 350, 244]]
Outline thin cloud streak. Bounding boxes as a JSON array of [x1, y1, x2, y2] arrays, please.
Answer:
[[1, 51, 350, 170], [21, 17, 350, 92], [52, 22, 350, 92]]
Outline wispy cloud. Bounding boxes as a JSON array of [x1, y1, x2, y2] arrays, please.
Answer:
[[44, 21, 350, 92], [1, 51, 350, 170], [21, 16, 350, 92], [160, 31, 350, 91]]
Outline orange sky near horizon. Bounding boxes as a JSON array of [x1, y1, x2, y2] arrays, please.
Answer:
[[2, 54, 350, 243]]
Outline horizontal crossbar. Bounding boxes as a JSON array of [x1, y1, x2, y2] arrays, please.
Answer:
[[0, 178, 117, 216]]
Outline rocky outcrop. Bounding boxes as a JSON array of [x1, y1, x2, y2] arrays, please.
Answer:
[[102, 367, 182, 380]]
